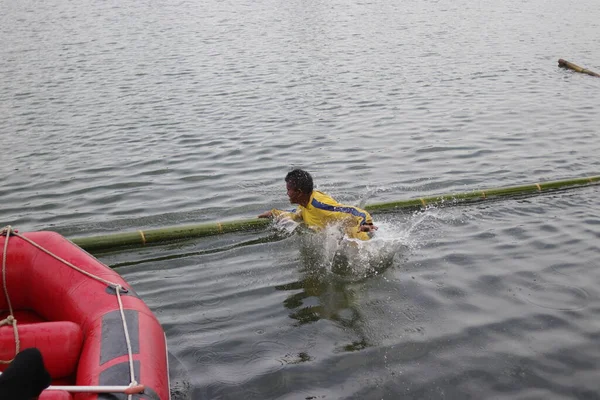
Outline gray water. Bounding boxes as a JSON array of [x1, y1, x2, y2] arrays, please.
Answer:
[[1, 0, 600, 398]]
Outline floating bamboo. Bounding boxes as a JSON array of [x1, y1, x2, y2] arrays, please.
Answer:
[[71, 219, 270, 252], [71, 175, 600, 252], [558, 59, 600, 77], [364, 176, 600, 212]]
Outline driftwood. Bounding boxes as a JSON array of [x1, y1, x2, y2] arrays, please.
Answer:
[[558, 59, 600, 77]]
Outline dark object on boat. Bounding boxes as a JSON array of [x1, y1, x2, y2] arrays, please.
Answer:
[[0, 348, 51, 400]]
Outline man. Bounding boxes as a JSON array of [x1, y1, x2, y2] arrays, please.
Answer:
[[258, 169, 378, 240], [0, 348, 51, 400]]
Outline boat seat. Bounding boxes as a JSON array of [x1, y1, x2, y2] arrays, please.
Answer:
[[0, 310, 83, 380]]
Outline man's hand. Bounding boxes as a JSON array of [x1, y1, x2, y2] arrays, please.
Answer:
[[258, 211, 273, 218], [360, 224, 378, 233]]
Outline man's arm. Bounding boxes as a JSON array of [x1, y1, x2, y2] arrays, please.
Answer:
[[258, 209, 303, 221], [258, 210, 273, 218]]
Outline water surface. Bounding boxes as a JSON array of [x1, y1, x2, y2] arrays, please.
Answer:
[[1, 0, 600, 398]]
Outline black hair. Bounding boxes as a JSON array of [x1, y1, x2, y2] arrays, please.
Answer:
[[285, 169, 314, 194]]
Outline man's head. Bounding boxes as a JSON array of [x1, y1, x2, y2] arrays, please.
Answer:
[[285, 169, 313, 205]]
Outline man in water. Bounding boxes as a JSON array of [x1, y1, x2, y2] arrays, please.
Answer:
[[258, 169, 378, 240]]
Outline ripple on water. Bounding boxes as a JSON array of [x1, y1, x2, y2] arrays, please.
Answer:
[[181, 291, 235, 325], [175, 327, 229, 354], [386, 340, 432, 362], [193, 340, 292, 389], [245, 340, 288, 370], [192, 349, 257, 387], [242, 340, 295, 393], [518, 282, 589, 311]]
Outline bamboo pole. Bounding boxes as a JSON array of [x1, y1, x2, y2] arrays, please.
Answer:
[[71, 218, 270, 252], [558, 59, 600, 77], [71, 175, 600, 252], [364, 176, 600, 213]]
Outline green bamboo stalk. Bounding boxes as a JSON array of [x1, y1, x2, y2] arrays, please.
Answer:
[[71, 175, 600, 252], [71, 218, 270, 252], [365, 176, 600, 213], [558, 59, 600, 77]]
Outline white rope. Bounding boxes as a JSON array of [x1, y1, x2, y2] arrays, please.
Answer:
[[115, 285, 138, 400], [1, 226, 19, 364], [1, 226, 15, 312], [0, 226, 140, 393], [5, 227, 121, 289]]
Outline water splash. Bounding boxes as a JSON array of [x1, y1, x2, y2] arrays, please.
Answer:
[[288, 206, 450, 280], [272, 216, 301, 235], [268, 195, 455, 279]]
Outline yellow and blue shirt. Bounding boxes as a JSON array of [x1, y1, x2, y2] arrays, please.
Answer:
[[271, 190, 374, 241]]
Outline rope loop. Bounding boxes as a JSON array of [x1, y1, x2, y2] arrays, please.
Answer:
[[0, 314, 15, 326], [1, 225, 20, 364], [0, 314, 19, 365]]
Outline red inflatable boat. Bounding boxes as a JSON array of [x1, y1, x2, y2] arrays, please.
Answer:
[[0, 228, 170, 399]]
